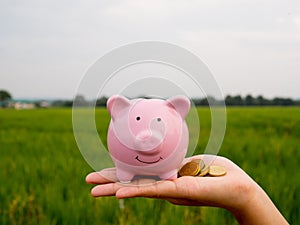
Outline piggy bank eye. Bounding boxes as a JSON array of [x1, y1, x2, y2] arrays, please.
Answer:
[[136, 116, 141, 121], [157, 118, 162, 122]]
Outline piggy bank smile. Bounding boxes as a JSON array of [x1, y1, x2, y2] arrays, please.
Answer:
[[135, 155, 163, 164]]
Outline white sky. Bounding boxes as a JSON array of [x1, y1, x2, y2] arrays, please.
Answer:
[[1, 0, 300, 99]]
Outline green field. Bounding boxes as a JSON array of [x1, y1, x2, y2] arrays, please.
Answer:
[[0, 107, 299, 224]]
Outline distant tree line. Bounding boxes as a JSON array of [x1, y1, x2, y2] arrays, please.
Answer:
[[68, 94, 300, 107], [0, 90, 12, 101], [51, 95, 108, 107], [1, 89, 300, 108], [223, 95, 297, 106], [194, 95, 299, 106]]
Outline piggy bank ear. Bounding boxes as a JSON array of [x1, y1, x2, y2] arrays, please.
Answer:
[[107, 95, 131, 120], [167, 95, 190, 119]]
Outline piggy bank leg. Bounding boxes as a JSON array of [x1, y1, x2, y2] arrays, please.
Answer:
[[116, 169, 134, 183], [159, 169, 178, 180]]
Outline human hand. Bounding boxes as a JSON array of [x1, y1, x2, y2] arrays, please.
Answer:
[[86, 155, 288, 225], [86, 155, 251, 207]]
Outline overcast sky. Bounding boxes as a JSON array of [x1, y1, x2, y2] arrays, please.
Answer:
[[1, 0, 300, 99]]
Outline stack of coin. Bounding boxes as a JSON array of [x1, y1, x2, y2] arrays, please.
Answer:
[[178, 159, 226, 177]]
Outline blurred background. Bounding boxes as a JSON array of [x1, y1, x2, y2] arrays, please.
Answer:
[[1, 1, 299, 224], [1, 0, 300, 100]]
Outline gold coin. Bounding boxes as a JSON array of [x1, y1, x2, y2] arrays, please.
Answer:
[[179, 161, 201, 177], [192, 159, 206, 170], [197, 166, 209, 177], [208, 165, 227, 176]]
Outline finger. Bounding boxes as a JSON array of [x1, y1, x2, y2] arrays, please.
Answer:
[[116, 176, 221, 200], [86, 168, 117, 184], [90, 178, 158, 197], [86, 172, 112, 184], [116, 179, 179, 199], [91, 183, 124, 197]]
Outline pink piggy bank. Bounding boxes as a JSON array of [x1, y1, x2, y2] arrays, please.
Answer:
[[107, 95, 190, 182]]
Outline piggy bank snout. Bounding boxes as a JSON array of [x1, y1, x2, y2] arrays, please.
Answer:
[[136, 130, 152, 140], [133, 129, 164, 152]]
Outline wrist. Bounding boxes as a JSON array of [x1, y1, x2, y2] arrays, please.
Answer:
[[229, 181, 288, 225]]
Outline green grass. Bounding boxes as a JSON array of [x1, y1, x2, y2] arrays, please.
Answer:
[[0, 107, 299, 224]]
